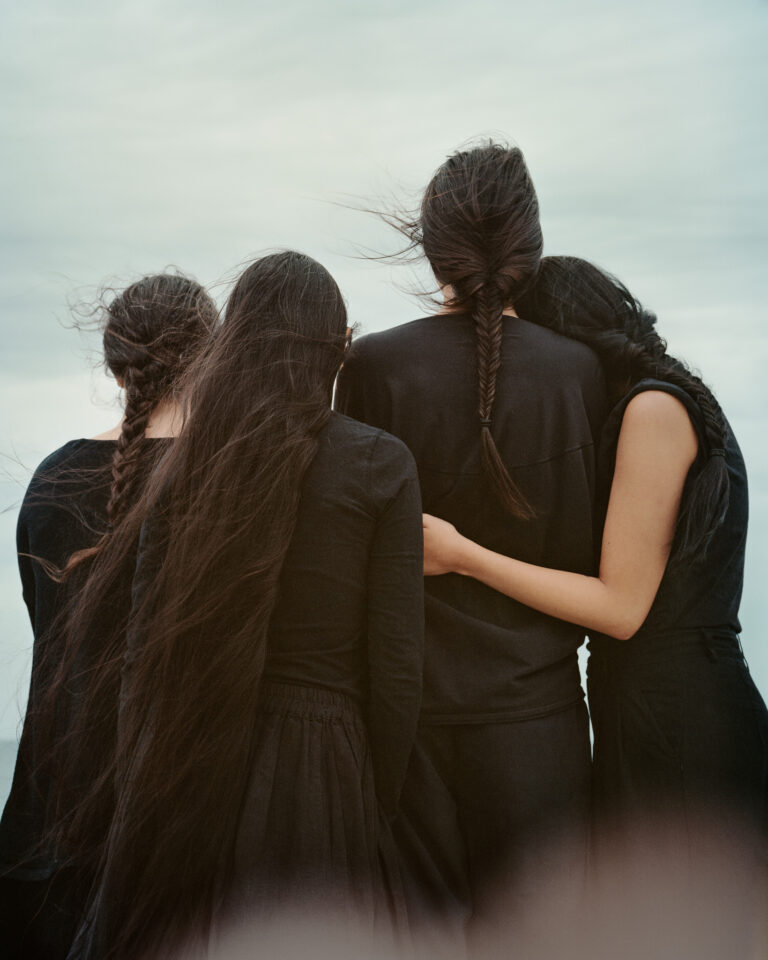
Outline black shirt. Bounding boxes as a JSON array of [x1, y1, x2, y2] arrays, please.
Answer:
[[336, 314, 609, 723], [127, 413, 425, 815]]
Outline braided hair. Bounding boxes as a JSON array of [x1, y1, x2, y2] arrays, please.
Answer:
[[391, 141, 543, 518], [517, 256, 730, 560], [61, 273, 218, 573]]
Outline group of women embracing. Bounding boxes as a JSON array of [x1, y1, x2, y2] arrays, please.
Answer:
[[1, 141, 767, 960]]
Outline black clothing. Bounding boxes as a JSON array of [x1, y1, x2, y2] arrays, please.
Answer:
[[418, 701, 591, 917], [262, 416, 425, 813], [225, 681, 407, 931], [336, 314, 608, 723], [1, 438, 165, 960], [336, 313, 608, 922], [587, 380, 768, 850], [72, 414, 426, 956]]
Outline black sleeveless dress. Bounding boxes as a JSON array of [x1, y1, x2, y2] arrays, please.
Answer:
[[587, 379, 768, 860]]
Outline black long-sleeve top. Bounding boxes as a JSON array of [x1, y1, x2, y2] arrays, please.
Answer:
[[336, 314, 609, 723], [2, 440, 117, 877], [125, 413, 425, 815]]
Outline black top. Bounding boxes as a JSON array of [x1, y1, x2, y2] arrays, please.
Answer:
[[336, 314, 609, 723], [589, 379, 748, 657], [127, 413, 424, 816], [2, 440, 118, 877]]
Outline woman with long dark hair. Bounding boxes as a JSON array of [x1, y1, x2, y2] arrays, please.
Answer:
[[336, 144, 609, 928], [421, 256, 768, 879], [67, 251, 424, 959], [0, 273, 217, 960]]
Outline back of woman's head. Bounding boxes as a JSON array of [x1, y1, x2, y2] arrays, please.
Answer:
[[518, 256, 731, 559], [420, 142, 543, 306], [410, 142, 543, 518], [101, 273, 218, 528], [196, 250, 348, 407]]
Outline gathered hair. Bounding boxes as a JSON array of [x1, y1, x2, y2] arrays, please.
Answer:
[[59, 273, 218, 575], [384, 141, 542, 518], [40, 251, 349, 958], [517, 256, 730, 559]]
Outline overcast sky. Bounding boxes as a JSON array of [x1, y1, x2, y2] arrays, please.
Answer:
[[1, 0, 767, 745]]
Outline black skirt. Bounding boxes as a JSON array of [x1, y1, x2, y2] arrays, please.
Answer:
[[221, 681, 408, 936]]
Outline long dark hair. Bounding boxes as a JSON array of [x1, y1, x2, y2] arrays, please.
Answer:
[[517, 256, 730, 559], [55, 251, 349, 957], [386, 141, 543, 518]]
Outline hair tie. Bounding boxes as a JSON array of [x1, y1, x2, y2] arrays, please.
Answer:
[[479, 417, 492, 427], [709, 448, 726, 458]]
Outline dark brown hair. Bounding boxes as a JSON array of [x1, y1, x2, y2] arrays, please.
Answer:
[[387, 141, 543, 517], [45, 251, 349, 958], [517, 256, 730, 559], [60, 273, 218, 573]]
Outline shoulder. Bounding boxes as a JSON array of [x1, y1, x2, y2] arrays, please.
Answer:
[[325, 413, 415, 468], [19, 439, 113, 516], [618, 386, 699, 463], [346, 317, 443, 367], [516, 317, 604, 372], [32, 439, 92, 477]]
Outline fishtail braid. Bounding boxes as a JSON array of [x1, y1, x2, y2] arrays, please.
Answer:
[[473, 283, 534, 519]]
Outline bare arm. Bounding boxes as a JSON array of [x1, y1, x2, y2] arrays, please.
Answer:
[[423, 391, 698, 640]]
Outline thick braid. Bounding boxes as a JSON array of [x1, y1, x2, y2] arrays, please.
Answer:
[[106, 363, 163, 527], [474, 284, 504, 422], [472, 284, 534, 520]]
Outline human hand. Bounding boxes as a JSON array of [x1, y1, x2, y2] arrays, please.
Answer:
[[422, 513, 465, 576]]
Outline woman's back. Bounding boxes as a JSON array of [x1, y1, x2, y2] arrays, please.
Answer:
[[337, 313, 609, 721], [264, 412, 424, 812]]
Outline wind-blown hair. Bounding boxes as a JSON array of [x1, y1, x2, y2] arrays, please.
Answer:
[[44, 251, 349, 958], [385, 141, 542, 518], [517, 256, 730, 560], [60, 273, 218, 574]]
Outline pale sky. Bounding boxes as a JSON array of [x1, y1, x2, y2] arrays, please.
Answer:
[[2, 0, 767, 750]]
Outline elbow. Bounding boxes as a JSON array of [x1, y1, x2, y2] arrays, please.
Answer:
[[603, 610, 647, 642]]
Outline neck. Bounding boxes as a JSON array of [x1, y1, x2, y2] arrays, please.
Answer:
[[145, 399, 186, 438], [438, 283, 518, 317], [93, 398, 186, 441]]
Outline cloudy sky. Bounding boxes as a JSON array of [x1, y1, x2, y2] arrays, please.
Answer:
[[1, 0, 767, 750]]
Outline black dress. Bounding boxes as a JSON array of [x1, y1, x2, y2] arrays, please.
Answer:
[[587, 380, 768, 903], [336, 314, 609, 925], [1, 438, 166, 960], [72, 414, 426, 956]]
